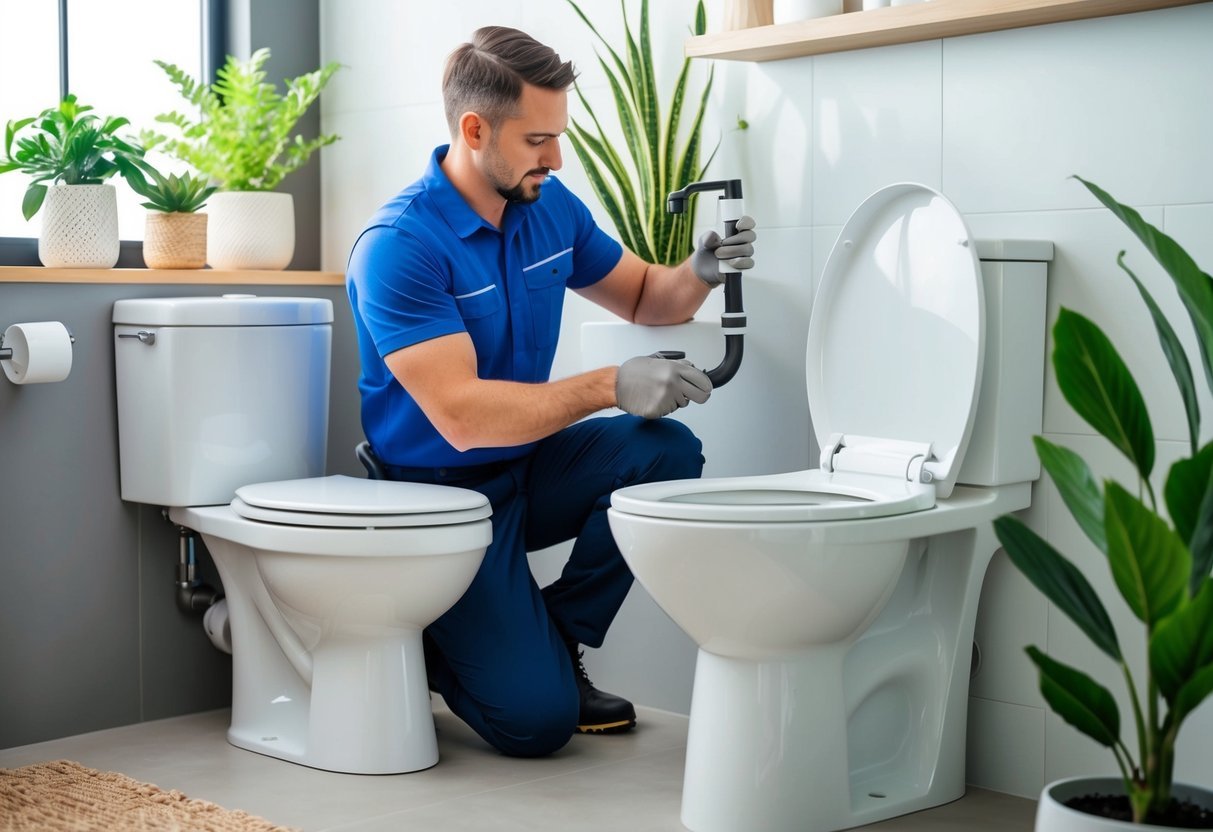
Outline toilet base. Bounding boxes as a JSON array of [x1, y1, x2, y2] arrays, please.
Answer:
[[680, 648, 963, 832], [228, 628, 438, 775]]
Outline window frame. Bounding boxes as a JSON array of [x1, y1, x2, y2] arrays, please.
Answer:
[[0, 0, 225, 267]]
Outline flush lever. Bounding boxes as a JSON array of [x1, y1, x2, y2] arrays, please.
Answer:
[[119, 330, 156, 345]]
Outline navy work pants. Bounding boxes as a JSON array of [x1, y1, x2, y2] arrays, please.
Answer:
[[385, 415, 704, 757]]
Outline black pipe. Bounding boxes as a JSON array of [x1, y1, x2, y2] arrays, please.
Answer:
[[665, 179, 747, 388], [176, 526, 222, 614]]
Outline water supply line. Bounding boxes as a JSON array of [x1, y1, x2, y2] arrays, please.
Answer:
[[664, 178, 746, 387], [174, 523, 222, 614]]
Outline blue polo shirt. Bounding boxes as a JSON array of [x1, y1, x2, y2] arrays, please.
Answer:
[[346, 145, 624, 469]]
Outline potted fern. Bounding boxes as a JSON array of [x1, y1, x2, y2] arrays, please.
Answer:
[[0, 95, 142, 268], [116, 156, 216, 269], [994, 177, 1213, 829], [144, 48, 340, 270], [564, 0, 717, 266]]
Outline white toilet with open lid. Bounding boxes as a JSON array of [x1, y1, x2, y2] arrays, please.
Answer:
[[606, 184, 1051, 831], [113, 295, 491, 775]]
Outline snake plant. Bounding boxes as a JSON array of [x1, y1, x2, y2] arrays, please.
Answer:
[[564, 0, 717, 266]]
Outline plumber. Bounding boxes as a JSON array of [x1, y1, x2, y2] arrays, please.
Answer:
[[345, 25, 757, 757]]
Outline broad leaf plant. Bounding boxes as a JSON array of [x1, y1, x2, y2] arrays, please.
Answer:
[[994, 177, 1213, 824], [0, 95, 142, 220]]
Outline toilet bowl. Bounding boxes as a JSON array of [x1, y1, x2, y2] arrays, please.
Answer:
[[605, 184, 1052, 831], [113, 295, 491, 774]]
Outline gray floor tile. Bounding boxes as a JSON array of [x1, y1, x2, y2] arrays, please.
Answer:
[[0, 703, 1035, 832]]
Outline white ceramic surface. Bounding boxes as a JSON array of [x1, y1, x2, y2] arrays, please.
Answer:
[[38, 183, 120, 268], [171, 503, 488, 774], [809, 183, 984, 499], [206, 191, 296, 270], [113, 297, 333, 507], [773, 0, 842, 24], [604, 220, 1050, 831], [1035, 777, 1213, 831], [114, 295, 494, 774]]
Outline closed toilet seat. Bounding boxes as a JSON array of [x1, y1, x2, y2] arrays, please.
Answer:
[[233, 475, 491, 528], [172, 475, 492, 558]]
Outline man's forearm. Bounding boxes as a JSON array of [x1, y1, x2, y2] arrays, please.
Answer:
[[632, 260, 712, 326], [427, 367, 620, 452]]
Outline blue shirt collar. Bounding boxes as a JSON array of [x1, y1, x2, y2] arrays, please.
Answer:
[[424, 144, 530, 239]]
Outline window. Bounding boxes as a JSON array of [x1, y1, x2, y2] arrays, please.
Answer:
[[0, 0, 212, 251]]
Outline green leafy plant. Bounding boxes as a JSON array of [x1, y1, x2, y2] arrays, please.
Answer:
[[994, 176, 1213, 824], [114, 156, 216, 213], [0, 95, 142, 220], [564, 0, 717, 266], [145, 47, 340, 192]]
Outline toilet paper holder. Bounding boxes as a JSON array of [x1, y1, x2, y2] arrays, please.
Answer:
[[0, 324, 76, 361]]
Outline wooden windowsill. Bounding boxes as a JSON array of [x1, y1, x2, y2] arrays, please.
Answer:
[[0, 266, 344, 285], [687, 0, 1205, 61]]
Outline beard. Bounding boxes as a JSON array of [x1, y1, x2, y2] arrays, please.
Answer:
[[484, 141, 548, 204], [494, 169, 548, 204]]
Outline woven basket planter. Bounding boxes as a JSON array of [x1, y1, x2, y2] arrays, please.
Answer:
[[143, 211, 208, 269]]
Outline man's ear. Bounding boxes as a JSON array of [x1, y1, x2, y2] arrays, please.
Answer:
[[459, 112, 487, 150]]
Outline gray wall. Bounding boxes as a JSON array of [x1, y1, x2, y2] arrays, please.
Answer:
[[0, 280, 364, 749]]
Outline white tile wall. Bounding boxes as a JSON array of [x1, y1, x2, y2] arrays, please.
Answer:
[[967, 696, 1045, 799], [941, 4, 1213, 214], [319, 0, 1213, 799], [813, 40, 942, 226]]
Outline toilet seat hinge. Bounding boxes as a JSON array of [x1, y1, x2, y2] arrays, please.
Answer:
[[821, 433, 935, 483]]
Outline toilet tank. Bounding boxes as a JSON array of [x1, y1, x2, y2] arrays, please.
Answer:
[[957, 240, 1053, 487], [113, 295, 333, 507]]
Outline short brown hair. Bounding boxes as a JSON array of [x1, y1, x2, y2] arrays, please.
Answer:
[[442, 27, 576, 137]]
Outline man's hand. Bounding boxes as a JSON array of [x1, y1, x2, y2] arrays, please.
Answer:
[[616, 354, 712, 419], [691, 215, 757, 288]]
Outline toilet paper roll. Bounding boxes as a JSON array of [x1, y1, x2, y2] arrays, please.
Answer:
[[2, 321, 74, 384]]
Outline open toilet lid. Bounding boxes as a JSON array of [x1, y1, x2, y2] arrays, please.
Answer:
[[233, 475, 491, 528], [807, 183, 984, 499]]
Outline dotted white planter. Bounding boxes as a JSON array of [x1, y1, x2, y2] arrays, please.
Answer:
[[38, 183, 120, 269], [206, 191, 295, 271]]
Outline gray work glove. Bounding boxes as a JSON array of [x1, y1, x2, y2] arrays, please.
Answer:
[[616, 354, 713, 419], [691, 215, 757, 288]]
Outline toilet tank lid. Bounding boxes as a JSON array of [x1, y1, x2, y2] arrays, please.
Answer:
[[113, 295, 333, 327]]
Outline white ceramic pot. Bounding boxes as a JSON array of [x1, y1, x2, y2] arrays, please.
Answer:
[[206, 191, 295, 270], [773, 0, 843, 22], [38, 183, 120, 269], [1036, 777, 1213, 831]]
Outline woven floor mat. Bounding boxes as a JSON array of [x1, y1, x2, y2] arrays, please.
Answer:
[[0, 759, 298, 832]]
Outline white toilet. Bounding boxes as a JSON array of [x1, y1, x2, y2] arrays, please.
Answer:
[[604, 184, 1052, 832], [113, 295, 491, 774]]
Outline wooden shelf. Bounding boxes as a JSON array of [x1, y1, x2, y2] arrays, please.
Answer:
[[0, 267, 344, 285], [687, 0, 1206, 61]]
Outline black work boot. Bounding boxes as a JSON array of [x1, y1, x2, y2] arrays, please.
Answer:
[[569, 647, 636, 734]]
